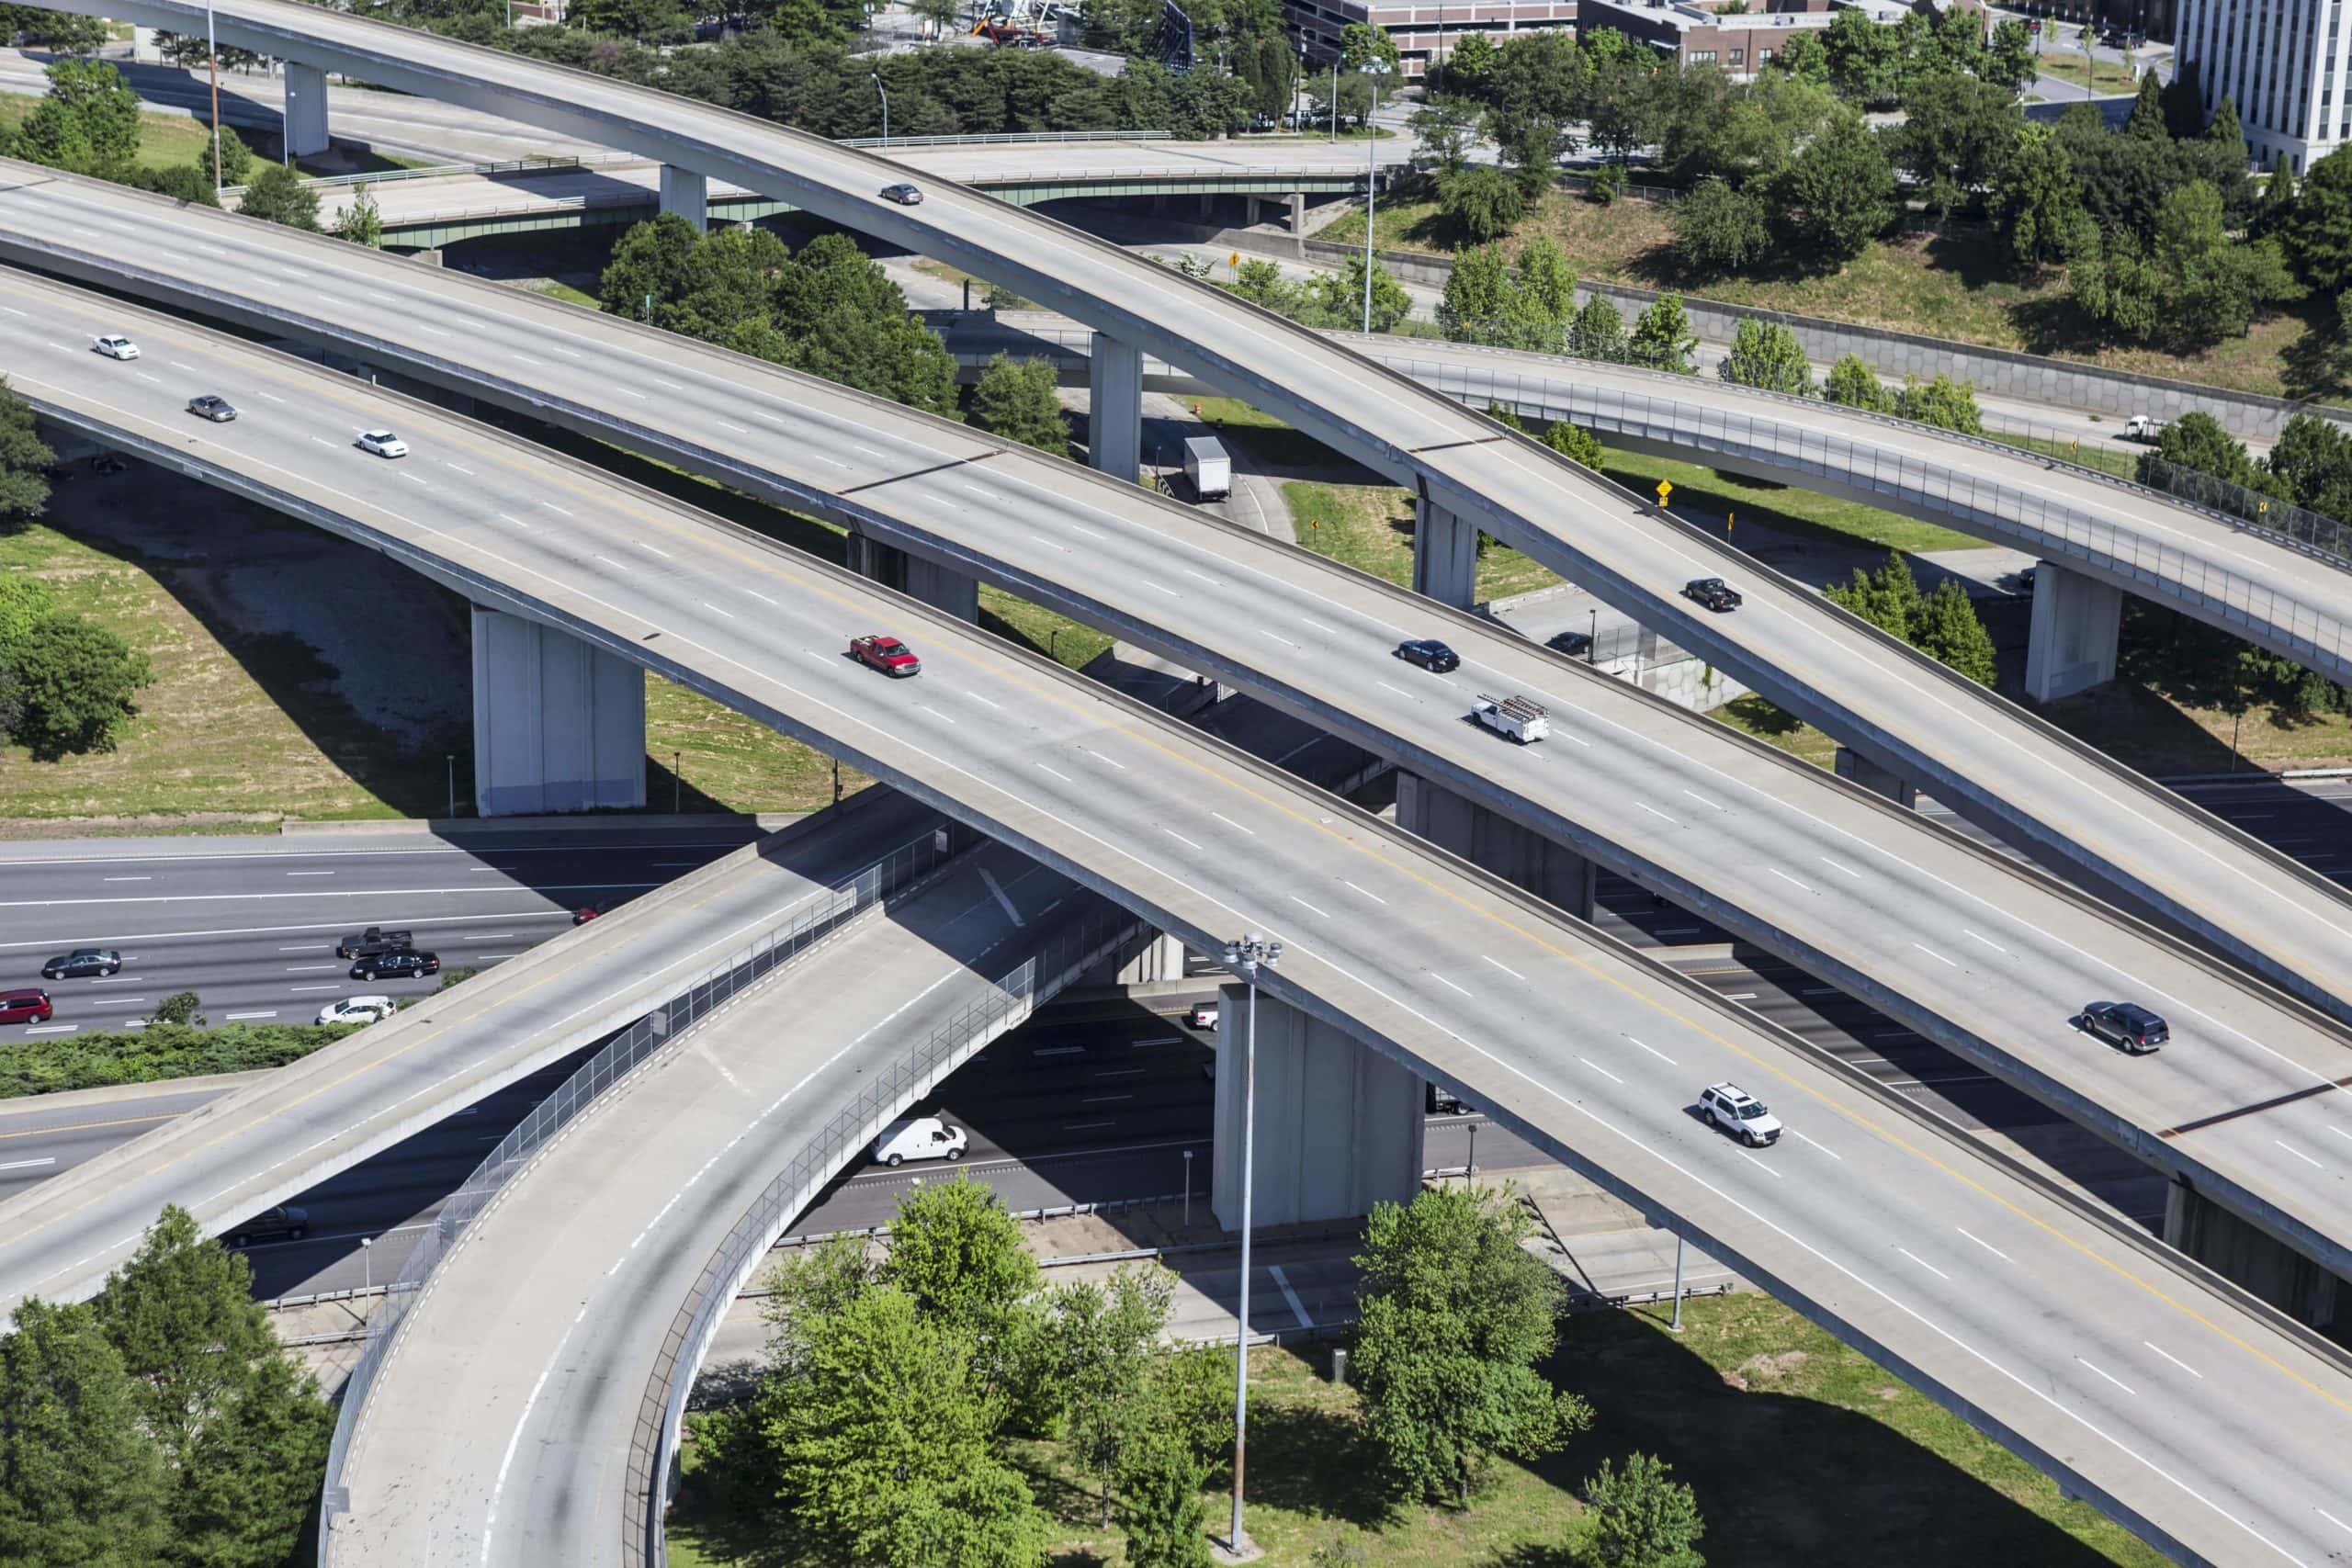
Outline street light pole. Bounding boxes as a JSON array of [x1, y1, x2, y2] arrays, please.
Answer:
[[1361, 59, 1391, 336], [872, 72, 889, 148], [446, 754, 455, 818], [207, 0, 223, 196], [1329, 57, 1339, 145], [1220, 931, 1282, 1557]]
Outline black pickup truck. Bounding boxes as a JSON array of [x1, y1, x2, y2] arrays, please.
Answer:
[[335, 926, 413, 960], [1682, 577, 1744, 613]]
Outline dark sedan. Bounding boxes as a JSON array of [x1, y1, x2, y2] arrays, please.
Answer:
[[350, 950, 441, 982], [1394, 638, 1461, 672], [41, 948, 121, 979], [2080, 1000, 2168, 1055]]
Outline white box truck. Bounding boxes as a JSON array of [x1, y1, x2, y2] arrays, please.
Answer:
[[1183, 436, 1232, 500]]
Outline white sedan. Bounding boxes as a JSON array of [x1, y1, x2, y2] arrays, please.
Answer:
[[316, 995, 397, 1026], [356, 430, 410, 458], [92, 334, 139, 361]]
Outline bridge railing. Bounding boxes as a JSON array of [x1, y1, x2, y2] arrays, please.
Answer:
[[315, 818, 979, 1561], [627, 903, 1148, 1567], [840, 130, 1172, 146]]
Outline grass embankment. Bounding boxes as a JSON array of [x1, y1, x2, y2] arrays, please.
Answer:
[[668, 1292, 2162, 1567], [2033, 53, 2143, 95], [0, 1022, 350, 1100], [1314, 189, 2329, 404], [0, 94, 212, 173]]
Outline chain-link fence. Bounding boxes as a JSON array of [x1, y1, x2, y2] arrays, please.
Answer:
[[2133, 453, 2352, 565], [624, 905, 1148, 1567], [317, 819, 978, 1561]]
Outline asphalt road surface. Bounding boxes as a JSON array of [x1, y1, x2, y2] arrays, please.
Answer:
[[0, 825, 765, 1035]]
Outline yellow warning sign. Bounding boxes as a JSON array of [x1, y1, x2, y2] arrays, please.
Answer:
[[1229, 252, 1241, 268], [1655, 479, 1674, 505]]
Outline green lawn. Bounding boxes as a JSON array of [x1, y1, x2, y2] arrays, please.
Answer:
[[1283, 479, 1561, 601], [528, 278, 604, 309], [668, 1292, 2165, 1567], [2033, 53, 2142, 94]]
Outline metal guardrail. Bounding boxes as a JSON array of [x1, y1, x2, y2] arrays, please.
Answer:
[[227, 152, 637, 197], [840, 130, 1171, 147], [627, 905, 1148, 1568], [315, 819, 977, 1561]]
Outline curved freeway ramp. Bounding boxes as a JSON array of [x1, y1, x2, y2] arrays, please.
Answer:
[[0, 271, 2346, 1563], [13, 6, 2352, 1032], [332, 843, 1131, 1564], [4, 200, 2350, 1291]]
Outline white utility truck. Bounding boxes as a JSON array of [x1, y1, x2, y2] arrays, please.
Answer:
[[1471, 693, 1550, 744]]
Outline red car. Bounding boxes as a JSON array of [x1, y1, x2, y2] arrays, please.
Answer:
[[850, 633, 921, 678], [0, 989, 54, 1025]]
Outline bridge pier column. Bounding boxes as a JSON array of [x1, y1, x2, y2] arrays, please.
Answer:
[[282, 61, 329, 159], [1087, 930, 1188, 987], [660, 165, 708, 232], [1396, 773, 1596, 919], [1833, 747, 1917, 809], [1288, 191, 1306, 255], [1211, 984, 1424, 1231], [2024, 560, 2121, 703], [1410, 497, 1478, 608], [470, 607, 646, 817], [846, 527, 979, 621], [1087, 333, 1143, 483], [2165, 1179, 2342, 1331]]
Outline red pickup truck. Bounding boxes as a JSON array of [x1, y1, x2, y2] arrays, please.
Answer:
[[850, 633, 922, 677]]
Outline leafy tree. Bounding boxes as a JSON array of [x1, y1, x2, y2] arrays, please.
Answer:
[[2068, 226, 2165, 339], [150, 993, 204, 1027], [1628, 293, 1699, 375], [1572, 1451, 1705, 1568], [969, 355, 1070, 459], [764, 1286, 1050, 1568], [0, 1298, 168, 1567], [2255, 164, 2300, 239], [879, 1173, 1041, 1404], [94, 1206, 333, 1567], [1892, 372, 1983, 434], [2123, 67, 2167, 141], [1984, 17, 2036, 92], [1440, 243, 1510, 340], [2279, 143, 2352, 291], [2154, 180, 2300, 340], [334, 183, 384, 247], [2266, 412, 2352, 519], [1579, 28, 1652, 164], [1437, 164, 1526, 244], [1306, 253, 1412, 333], [1120, 1428, 1212, 1568], [2139, 411, 2290, 501], [0, 6, 109, 52], [1544, 418, 1605, 469], [1889, 71, 2018, 220], [1816, 6, 1904, 107], [1229, 258, 1297, 313], [2054, 101, 2179, 239], [1910, 577, 1998, 686], [1568, 294, 1630, 363], [1718, 319, 1812, 397], [1822, 353, 1894, 413], [1989, 123, 2092, 269], [1485, 28, 1582, 191], [1408, 96, 1482, 180], [569, 0, 690, 40], [1151, 1345, 1234, 1466], [1645, 61, 1740, 188], [1514, 233, 1577, 331], [1826, 551, 1923, 638], [1046, 1265, 1173, 1524], [1771, 107, 1897, 263], [1688, 73, 1833, 192], [1340, 19, 1401, 73], [1672, 177, 1770, 276], [10, 615, 152, 757], [1351, 1185, 1591, 1506], [237, 164, 321, 231], [196, 125, 254, 191], [1440, 29, 1496, 96], [16, 56, 142, 174], [0, 575, 53, 656], [0, 378, 51, 529]]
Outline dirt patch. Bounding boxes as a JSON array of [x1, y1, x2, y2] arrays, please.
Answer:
[[1726, 1348, 1810, 1390]]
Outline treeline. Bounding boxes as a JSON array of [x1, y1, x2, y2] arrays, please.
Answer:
[[689, 1176, 1705, 1566], [0, 389, 153, 760], [2139, 410, 2352, 528], [0, 1207, 331, 1567]]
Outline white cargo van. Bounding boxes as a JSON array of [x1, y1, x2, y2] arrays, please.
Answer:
[[873, 1115, 968, 1167]]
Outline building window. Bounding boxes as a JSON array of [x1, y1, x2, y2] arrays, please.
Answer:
[[1729, 46, 1745, 63], [1689, 49, 1716, 61], [1759, 46, 1775, 60]]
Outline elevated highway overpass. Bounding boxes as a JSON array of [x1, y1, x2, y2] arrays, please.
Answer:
[[0, 269, 2348, 1566], [7, 183, 2351, 1314], [9, 2, 2352, 1038]]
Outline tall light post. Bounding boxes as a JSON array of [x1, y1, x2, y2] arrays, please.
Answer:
[[872, 71, 889, 148], [1361, 57, 1392, 336], [1220, 930, 1281, 1556], [1329, 54, 1339, 145], [206, 0, 223, 196]]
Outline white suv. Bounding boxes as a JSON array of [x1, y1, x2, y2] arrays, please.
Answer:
[[1700, 1082, 1782, 1146], [316, 996, 396, 1026]]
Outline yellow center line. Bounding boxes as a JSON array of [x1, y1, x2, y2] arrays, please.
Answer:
[[16, 280, 2346, 1410], [0, 1111, 180, 1142]]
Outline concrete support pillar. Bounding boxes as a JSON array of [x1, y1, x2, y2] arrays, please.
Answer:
[[1245, 196, 1262, 227], [2024, 560, 2121, 703], [1288, 191, 1306, 256], [1086, 930, 1188, 987], [1396, 773, 1596, 919], [1198, 193, 1216, 220], [1211, 985, 1424, 1231], [1086, 333, 1144, 484], [282, 61, 329, 159], [1410, 496, 1479, 609], [2165, 1179, 2341, 1331], [470, 608, 646, 817], [846, 528, 978, 622], [1833, 747, 1917, 809], [660, 164, 708, 232]]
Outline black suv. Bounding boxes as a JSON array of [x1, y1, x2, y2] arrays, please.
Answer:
[[2080, 1000, 2169, 1055], [351, 950, 440, 982], [224, 1204, 308, 1247], [41, 947, 121, 979], [1683, 577, 1743, 612], [1395, 638, 1461, 672]]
